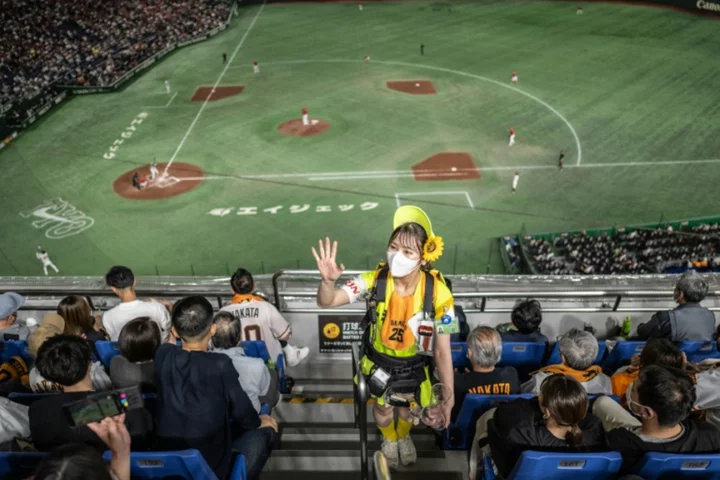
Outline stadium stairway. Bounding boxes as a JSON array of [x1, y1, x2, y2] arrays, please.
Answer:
[[265, 378, 466, 479]]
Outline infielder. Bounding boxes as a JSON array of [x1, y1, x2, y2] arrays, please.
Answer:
[[302, 107, 309, 126], [149, 160, 159, 180], [358, 2, 363, 10], [253, 60, 260, 74], [577, 6, 584, 14], [509, 127, 516, 146], [364, 55, 370, 63], [511, 72, 518, 85], [165, 80, 171, 94], [36, 247, 59, 275], [512, 172, 520, 193]]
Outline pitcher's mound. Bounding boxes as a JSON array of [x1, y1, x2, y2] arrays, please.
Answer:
[[387, 81, 436, 95], [113, 162, 204, 200], [412, 153, 480, 181], [191, 86, 244, 102], [278, 119, 330, 137]]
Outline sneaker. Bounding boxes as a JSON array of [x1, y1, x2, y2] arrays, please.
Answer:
[[398, 435, 417, 466], [283, 344, 310, 367], [380, 439, 399, 469]]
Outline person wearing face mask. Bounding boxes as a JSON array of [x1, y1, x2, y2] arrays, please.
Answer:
[[312, 206, 457, 470]]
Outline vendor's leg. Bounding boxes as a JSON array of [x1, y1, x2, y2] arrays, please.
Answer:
[[374, 403, 399, 468], [396, 407, 417, 466]]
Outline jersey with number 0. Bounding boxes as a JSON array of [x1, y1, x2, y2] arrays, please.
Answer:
[[220, 294, 290, 361]]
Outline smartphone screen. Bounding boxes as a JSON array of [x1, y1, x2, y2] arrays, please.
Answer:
[[64, 394, 122, 427]]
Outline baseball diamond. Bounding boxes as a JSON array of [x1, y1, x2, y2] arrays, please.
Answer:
[[0, 0, 719, 276]]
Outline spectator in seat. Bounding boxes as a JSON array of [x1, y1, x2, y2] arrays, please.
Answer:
[[637, 271, 716, 341], [29, 335, 153, 452], [34, 416, 131, 480], [522, 329, 611, 394], [102, 266, 171, 342], [496, 299, 549, 344], [611, 338, 684, 405], [0, 292, 30, 341], [595, 365, 720, 476], [220, 267, 309, 367], [57, 295, 109, 355], [110, 317, 160, 393], [28, 313, 112, 393], [452, 326, 519, 420], [211, 312, 279, 412], [472, 374, 605, 480], [155, 296, 277, 480]]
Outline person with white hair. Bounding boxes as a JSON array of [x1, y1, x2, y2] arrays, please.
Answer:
[[521, 328, 611, 395]]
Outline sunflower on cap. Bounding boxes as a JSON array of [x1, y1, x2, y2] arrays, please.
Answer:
[[393, 206, 444, 263]]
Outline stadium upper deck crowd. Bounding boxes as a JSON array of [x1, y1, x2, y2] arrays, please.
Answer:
[[1, 269, 720, 479], [0, 0, 230, 109], [527, 223, 720, 275]]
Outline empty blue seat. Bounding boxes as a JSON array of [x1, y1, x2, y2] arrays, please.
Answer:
[[451, 341, 547, 371], [451, 342, 469, 369], [8, 391, 60, 406], [240, 341, 288, 394], [95, 340, 121, 368], [546, 340, 607, 366], [602, 341, 645, 372], [443, 394, 533, 450], [678, 341, 720, 364], [0, 341, 33, 367], [229, 455, 247, 480], [483, 450, 622, 480], [0, 451, 47, 480], [633, 452, 720, 479], [102, 449, 218, 479]]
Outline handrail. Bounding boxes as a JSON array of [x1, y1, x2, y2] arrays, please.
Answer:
[[373, 452, 391, 480], [352, 342, 369, 480]]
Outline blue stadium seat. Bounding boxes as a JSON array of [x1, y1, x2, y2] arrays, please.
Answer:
[[260, 403, 270, 415], [95, 340, 121, 368], [678, 341, 720, 364], [602, 341, 645, 372], [229, 455, 247, 480], [8, 391, 60, 406], [0, 341, 33, 367], [633, 452, 720, 479], [451, 341, 548, 371], [443, 394, 533, 450], [482, 450, 622, 480], [241, 341, 288, 394], [546, 340, 607, 366], [0, 452, 48, 480], [102, 449, 218, 479]]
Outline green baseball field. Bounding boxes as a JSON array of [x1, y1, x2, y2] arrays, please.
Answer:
[[1, 0, 719, 276]]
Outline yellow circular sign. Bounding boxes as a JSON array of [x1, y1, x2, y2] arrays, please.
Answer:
[[323, 322, 341, 340]]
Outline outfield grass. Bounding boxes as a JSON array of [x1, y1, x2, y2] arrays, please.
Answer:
[[1, 1, 719, 276]]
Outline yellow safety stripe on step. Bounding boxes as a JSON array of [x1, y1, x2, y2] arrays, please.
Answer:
[[284, 396, 376, 404]]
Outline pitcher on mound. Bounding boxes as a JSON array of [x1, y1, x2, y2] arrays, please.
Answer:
[[302, 107, 309, 126]]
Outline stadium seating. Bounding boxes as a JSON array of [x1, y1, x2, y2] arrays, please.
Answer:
[[229, 455, 248, 480], [444, 394, 533, 450], [678, 341, 720, 364], [482, 450, 623, 480], [450, 341, 547, 371], [0, 341, 33, 367], [632, 452, 720, 479], [601, 341, 645, 371], [0, 452, 48, 480], [101, 449, 232, 479], [95, 340, 121, 368], [546, 340, 607, 366]]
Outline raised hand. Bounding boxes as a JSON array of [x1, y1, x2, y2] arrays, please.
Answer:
[[311, 237, 345, 282]]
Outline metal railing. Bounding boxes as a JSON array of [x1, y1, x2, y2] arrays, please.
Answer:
[[351, 342, 369, 480]]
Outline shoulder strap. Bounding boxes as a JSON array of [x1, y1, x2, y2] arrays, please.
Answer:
[[423, 271, 435, 317]]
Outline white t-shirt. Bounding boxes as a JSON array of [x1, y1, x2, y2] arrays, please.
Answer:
[[220, 299, 290, 362], [102, 299, 171, 342], [512, 175, 520, 189], [36, 252, 50, 264]]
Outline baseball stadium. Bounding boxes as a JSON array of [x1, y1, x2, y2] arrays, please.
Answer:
[[1, 0, 720, 479]]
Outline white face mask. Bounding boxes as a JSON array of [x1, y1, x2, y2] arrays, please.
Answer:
[[387, 251, 420, 278]]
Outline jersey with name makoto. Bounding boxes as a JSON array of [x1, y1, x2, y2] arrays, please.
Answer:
[[220, 294, 290, 362], [342, 270, 455, 357]]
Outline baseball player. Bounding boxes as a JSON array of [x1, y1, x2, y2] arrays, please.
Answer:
[[364, 55, 370, 63], [509, 127, 516, 147], [139, 175, 148, 189], [558, 149, 565, 170], [420, 43, 425, 56], [253, 60, 259, 74], [512, 172, 520, 193], [302, 107, 309, 126], [511, 72, 518, 85], [577, 6, 584, 14], [132, 172, 141, 190], [222, 53, 227, 64], [165, 80, 171, 94], [149, 160, 159, 180], [358, 2, 363, 10], [36, 246, 59, 275]]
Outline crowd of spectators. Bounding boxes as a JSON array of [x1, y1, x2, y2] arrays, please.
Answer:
[[525, 223, 720, 275], [0, 0, 231, 109]]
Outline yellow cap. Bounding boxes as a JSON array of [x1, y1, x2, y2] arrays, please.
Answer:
[[393, 205, 434, 237]]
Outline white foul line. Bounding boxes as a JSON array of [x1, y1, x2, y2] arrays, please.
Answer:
[[143, 92, 178, 109], [395, 191, 474, 209], [163, 2, 265, 175]]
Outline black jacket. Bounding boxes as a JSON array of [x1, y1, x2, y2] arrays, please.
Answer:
[[488, 397, 607, 478], [637, 303, 716, 341]]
